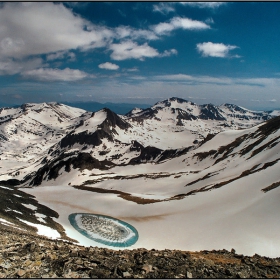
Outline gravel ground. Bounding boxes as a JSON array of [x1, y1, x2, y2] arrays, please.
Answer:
[[0, 225, 279, 278]]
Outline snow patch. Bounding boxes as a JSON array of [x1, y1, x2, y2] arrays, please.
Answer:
[[18, 218, 60, 239], [0, 186, 13, 190], [22, 204, 37, 211]]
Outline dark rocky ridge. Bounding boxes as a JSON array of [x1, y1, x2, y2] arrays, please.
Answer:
[[60, 108, 130, 149], [128, 141, 192, 165], [28, 152, 115, 186], [175, 108, 197, 125], [0, 225, 279, 278], [199, 104, 226, 121], [192, 115, 280, 165], [0, 185, 72, 242]]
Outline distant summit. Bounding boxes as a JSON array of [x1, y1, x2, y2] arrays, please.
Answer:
[[126, 96, 277, 126], [63, 101, 150, 115]]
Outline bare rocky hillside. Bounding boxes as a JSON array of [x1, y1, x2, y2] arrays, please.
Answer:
[[0, 225, 279, 279]]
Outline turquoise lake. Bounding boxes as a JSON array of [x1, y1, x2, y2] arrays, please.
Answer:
[[68, 213, 139, 247]]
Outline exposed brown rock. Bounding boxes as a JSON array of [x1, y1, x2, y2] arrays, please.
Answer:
[[0, 225, 279, 278]]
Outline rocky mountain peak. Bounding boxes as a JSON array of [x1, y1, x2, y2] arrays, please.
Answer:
[[153, 97, 194, 109], [221, 103, 250, 114], [100, 108, 131, 130], [125, 107, 143, 117], [199, 103, 226, 121]]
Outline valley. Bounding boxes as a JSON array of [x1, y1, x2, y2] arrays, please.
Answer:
[[0, 97, 280, 257]]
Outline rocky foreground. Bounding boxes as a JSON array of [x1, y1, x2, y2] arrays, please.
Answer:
[[0, 226, 279, 278]]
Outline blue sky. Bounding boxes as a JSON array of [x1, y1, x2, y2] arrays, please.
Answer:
[[1, 2, 280, 110]]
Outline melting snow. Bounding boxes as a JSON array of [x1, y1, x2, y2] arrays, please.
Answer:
[[18, 218, 60, 239], [35, 213, 47, 223], [22, 204, 37, 211], [0, 186, 13, 190]]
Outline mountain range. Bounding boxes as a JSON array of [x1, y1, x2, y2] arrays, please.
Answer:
[[0, 97, 280, 257]]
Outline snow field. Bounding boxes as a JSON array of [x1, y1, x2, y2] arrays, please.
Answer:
[[2, 99, 280, 257], [23, 164, 280, 257]]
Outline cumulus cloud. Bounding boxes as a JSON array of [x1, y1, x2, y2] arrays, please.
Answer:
[[0, 37, 25, 55], [109, 41, 159, 61], [0, 60, 22, 75], [152, 17, 210, 35], [0, 2, 112, 59], [109, 41, 178, 61], [114, 17, 210, 41], [115, 26, 158, 41], [0, 2, 216, 78], [0, 2, 188, 74], [21, 68, 90, 82], [98, 62, 119, 70], [0, 58, 43, 75], [160, 49, 178, 57], [196, 42, 238, 58]]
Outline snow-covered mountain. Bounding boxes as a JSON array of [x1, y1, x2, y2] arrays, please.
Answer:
[[1, 97, 280, 257], [125, 97, 279, 149], [1, 97, 276, 185], [0, 102, 86, 182]]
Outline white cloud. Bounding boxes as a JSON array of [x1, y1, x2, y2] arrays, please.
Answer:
[[109, 41, 159, 61], [152, 17, 210, 35], [0, 2, 112, 59], [91, 74, 280, 110], [0, 58, 43, 75], [126, 67, 139, 72], [22, 68, 90, 82], [0, 60, 22, 75], [46, 51, 76, 61], [180, 2, 227, 9], [0, 37, 25, 55], [160, 49, 178, 57], [152, 22, 175, 36], [153, 2, 226, 15], [153, 74, 280, 89], [154, 74, 234, 86], [109, 41, 178, 61], [196, 42, 238, 58], [0, 2, 187, 77], [115, 26, 158, 41], [155, 74, 193, 80], [114, 18, 210, 41], [152, 2, 226, 15], [98, 62, 119, 70], [128, 76, 146, 80], [205, 18, 214, 24], [0, 2, 216, 79], [153, 3, 175, 14]]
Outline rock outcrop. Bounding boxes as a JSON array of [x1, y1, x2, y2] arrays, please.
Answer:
[[0, 225, 279, 278]]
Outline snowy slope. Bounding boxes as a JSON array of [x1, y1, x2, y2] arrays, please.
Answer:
[[124, 97, 279, 149], [0, 98, 278, 183], [21, 114, 280, 257], [0, 103, 86, 181], [1, 99, 280, 257]]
